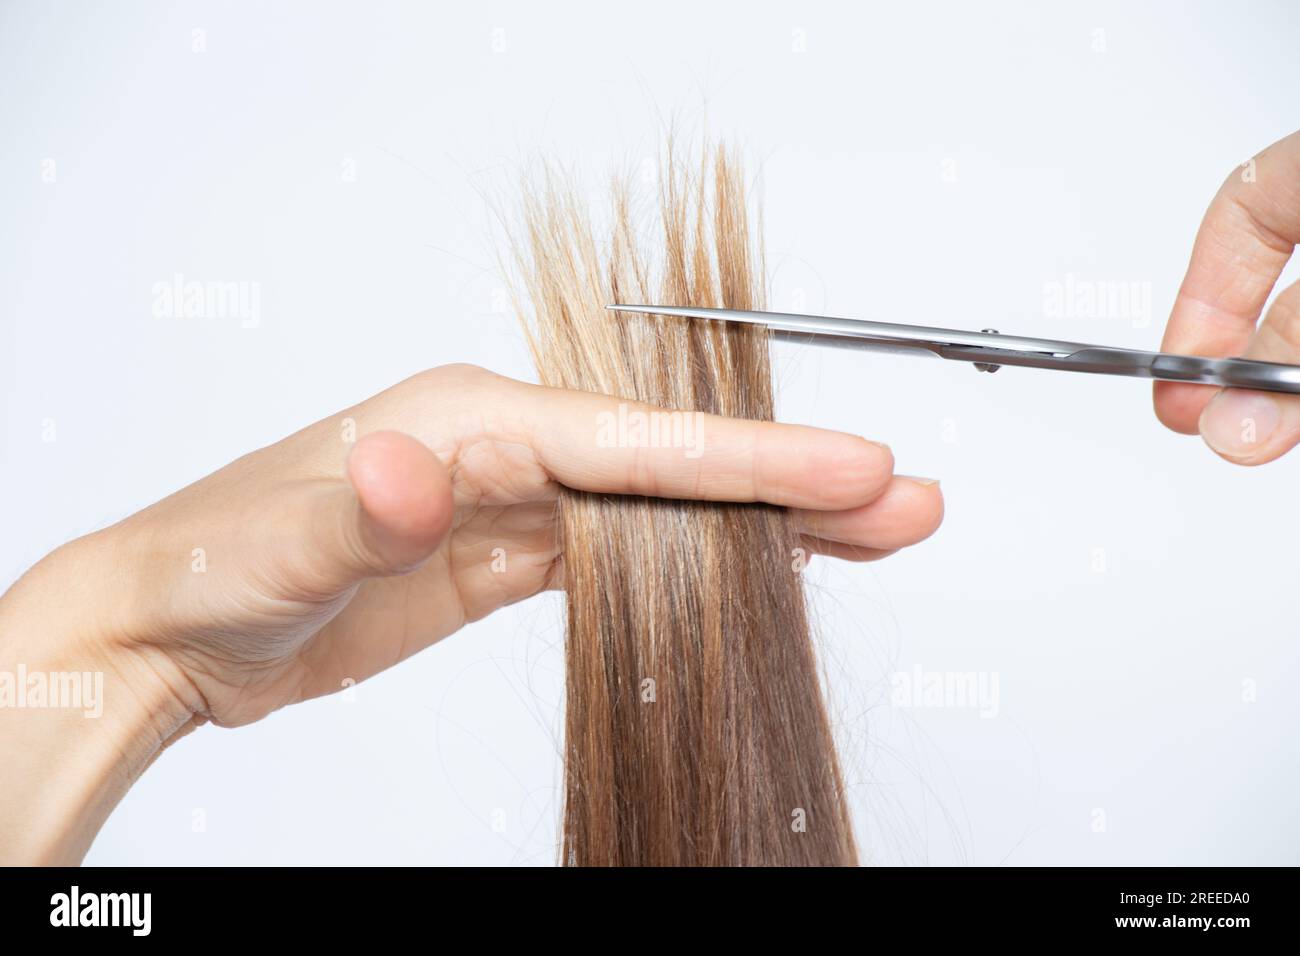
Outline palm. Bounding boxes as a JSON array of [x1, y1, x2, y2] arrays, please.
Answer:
[[302, 497, 562, 700], [158, 421, 565, 728]]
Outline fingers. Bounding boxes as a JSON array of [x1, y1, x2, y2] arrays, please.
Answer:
[[800, 541, 897, 563], [517, 381, 896, 512], [544, 477, 941, 576], [322, 431, 454, 583], [795, 475, 944, 561], [1154, 130, 1300, 434], [1197, 279, 1300, 464]]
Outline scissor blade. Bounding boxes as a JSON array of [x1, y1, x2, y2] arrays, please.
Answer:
[[605, 303, 1300, 395], [605, 303, 1077, 356]]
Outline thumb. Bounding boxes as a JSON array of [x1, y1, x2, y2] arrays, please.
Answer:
[[322, 430, 455, 582], [1199, 280, 1300, 464]]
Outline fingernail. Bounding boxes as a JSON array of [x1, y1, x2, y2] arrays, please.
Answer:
[[1201, 390, 1279, 458], [866, 439, 891, 451], [898, 475, 940, 487]]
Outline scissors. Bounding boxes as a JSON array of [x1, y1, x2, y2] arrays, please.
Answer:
[[607, 304, 1300, 395]]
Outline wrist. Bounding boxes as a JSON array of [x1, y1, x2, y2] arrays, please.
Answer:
[[0, 530, 198, 864]]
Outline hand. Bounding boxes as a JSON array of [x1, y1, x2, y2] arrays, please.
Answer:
[[1154, 129, 1300, 463], [0, 363, 942, 861]]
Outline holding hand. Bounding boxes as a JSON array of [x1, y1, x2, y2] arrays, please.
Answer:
[[0, 363, 942, 862], [1154, 130, 1300, 463]]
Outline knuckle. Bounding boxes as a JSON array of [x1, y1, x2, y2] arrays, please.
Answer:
[[625, 441, 664, 498], [1260, 289, 1300, 355], [407, 364, 517, 432], [419, 363, 499, 393]]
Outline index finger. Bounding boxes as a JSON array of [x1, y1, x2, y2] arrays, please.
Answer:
[[1155, 131, 1300, 434], [515, 380, 896, 512]]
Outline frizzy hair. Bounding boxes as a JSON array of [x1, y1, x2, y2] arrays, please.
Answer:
[[510, 141, 858, 866]]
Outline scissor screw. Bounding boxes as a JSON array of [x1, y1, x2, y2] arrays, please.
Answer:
[[975, 329, 1001, 373]]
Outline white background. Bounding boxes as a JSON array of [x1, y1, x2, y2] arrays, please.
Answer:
[[3, 0, 1299, 865]]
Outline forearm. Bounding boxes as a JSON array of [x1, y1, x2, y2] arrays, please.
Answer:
[[0, 533, 196, 864]]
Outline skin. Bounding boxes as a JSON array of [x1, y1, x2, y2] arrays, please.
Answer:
[[1155, 130, 1300, 463], [0, 363, 942, 863]]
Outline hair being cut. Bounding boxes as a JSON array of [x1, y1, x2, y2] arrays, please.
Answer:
[[512, 142, 858, 866]]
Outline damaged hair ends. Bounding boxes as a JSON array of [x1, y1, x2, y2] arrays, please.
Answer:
[[511, 142, 858, 866]]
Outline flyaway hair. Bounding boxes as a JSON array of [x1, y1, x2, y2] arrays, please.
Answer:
[[512, 142, 858, 866]]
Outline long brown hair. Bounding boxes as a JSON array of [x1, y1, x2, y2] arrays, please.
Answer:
[[513, 142, 858, 866]]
